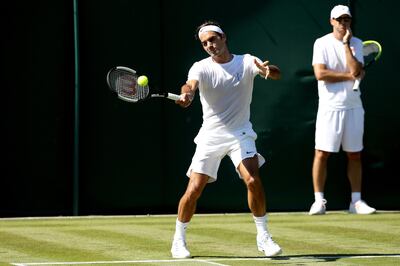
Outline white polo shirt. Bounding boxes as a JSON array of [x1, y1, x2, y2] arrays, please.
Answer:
[[188, 54, 260, 141], [312, 33, 364, 110]]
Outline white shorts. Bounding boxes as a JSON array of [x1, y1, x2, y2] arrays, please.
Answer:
[[315, 107, 364, 152], [186, 128, 265, 183]]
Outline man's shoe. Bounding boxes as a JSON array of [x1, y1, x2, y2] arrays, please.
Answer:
[[257, 232, 282, 257], [171, 239, 191, 258], [349, 200, 376, 214], [309, 199, 327, 215]]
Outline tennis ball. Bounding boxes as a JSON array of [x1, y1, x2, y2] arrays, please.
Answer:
[[137, 75, 148, 87]]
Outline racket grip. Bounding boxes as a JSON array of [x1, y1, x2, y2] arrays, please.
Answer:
[[352, 78, 361, 91], [167, 93, 181, 101]]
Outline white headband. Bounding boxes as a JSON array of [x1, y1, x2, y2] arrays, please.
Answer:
[[198, 25, 224, 38]]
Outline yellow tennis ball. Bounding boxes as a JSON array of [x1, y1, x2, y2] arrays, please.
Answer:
[[137, 75, 148, 86]]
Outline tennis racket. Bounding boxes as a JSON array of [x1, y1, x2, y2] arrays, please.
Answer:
[[352, 40, 382, 91], [106, 66, 181, 103]]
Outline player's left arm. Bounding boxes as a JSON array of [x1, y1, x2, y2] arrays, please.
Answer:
[[343, 28, 363, 78], [254, 59, 281, 80]]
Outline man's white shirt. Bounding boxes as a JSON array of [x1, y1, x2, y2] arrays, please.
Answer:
[[188, 54, 260, 140], [312, 33, 364, 110]]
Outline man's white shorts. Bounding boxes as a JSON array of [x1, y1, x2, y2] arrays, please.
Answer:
[[186, 128, 265, 183], [315, 107, 364, 152]]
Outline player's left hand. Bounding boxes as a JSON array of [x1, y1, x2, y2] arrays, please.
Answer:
[[255, 59, 281, 80], [254, 59, 270, 78], [343, 28, 353, 43]]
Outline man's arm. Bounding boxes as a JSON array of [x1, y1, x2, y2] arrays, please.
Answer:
[[176, 79, 198, 108], [343, 28, 363, 78], [254, 59, 281, 80], [313, 64, 356, 82]]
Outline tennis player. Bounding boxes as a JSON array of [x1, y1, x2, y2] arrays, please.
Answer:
[[171, 20, 282, 258], [309, 5, 376, 215]]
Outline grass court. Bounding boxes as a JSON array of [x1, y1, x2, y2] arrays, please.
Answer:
[[1, 211, 399, 265]]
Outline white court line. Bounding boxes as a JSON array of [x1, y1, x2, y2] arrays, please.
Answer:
[[10, 255, 400, 266], [10, 259, 229, 266], [2, 210, 400, 221]]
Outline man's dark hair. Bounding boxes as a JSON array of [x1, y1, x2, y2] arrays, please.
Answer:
[[195, 20, 223, 40]]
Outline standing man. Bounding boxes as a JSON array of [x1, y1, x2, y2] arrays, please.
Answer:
[[309, 5, 376, 215], [171, 20, 282, 258]]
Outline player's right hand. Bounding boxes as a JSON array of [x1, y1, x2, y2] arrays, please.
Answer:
[[176, 92, 193, 108]]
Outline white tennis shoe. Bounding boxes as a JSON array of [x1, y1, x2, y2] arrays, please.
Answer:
[[171, 239, 191, 259], [349, 200, 376, 214], [309, 199, 327, 215], [257, 232, 282, 257]]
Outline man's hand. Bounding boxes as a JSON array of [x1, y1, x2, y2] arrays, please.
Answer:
[[354, 69, 365, 80], [343, 28, 352, 44], [176, 83, 195, 108], [254, 59, 281, 80], [254, 59, 270, 79]]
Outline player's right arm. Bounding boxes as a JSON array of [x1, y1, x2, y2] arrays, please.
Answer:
[[313, 64, 356, 82], [177, 79, 198, 108], [312, 37, 360, 83]]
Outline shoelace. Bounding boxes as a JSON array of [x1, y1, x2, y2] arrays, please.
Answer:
[[173, 239, 186, 248], [259, 232, 275, 244]]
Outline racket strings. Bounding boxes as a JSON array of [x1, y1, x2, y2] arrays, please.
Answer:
[[116, 74, 136, 97], [135, 84, 149, 101], [109, 70, 149, 102], [363, 44, 380, 56], [363, 43, 380, 67]]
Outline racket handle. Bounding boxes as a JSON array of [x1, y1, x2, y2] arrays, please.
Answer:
[[352, 78, 361, 91], [167, 93, 182, 101]]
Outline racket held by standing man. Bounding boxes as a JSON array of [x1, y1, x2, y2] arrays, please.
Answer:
[[352, 40, 382, 91]]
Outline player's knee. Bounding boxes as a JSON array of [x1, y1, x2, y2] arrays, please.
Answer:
[[315, 150, 330, 160], [347, 152, 361, 160], [185, 182, 205, 201], [244, 176, 261, 192]]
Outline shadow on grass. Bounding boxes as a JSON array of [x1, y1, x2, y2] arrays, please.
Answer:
[[194, 253, 400, 262]]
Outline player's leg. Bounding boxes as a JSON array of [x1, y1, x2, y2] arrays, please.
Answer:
[[171, 172, 208, 258], [310, 109, 341, 215], [229, 133, 281, 256], [237, 156, 281, 257], [309, 149, 330, 214], [343, 107, 363, 195], [343, 108, 375, 214], [346, 151, 362, 192], [172, 138, 223, 259], [238, 156, 266, 216], [312, 149, 330, 192], [177, 172, 209, 222]]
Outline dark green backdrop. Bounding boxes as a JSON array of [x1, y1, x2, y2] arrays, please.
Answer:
[[3, 0, 399, 217]]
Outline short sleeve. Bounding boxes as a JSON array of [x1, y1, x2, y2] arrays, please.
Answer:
[[188, 62, 202, 82], [312, 38, 326, 66], [250, 55, 262, 77]]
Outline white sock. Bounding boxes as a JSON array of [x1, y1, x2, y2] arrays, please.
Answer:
[[314, 192, 324, 202], [173, 219, 189, 241], [253, 214, 268, 236], [351, 192, 361, 204]]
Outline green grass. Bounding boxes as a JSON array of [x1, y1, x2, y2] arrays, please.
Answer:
[[0, 212, 399, 265]]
